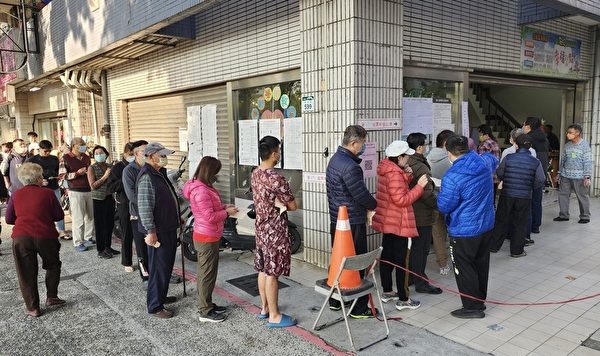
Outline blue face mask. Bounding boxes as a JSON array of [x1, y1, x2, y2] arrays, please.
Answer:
[[357, 143, 366, 157], [94, 154, 107, 162], [78, 145, 87, 153]]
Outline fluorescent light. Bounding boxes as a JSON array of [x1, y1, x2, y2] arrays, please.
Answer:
[[29, 87, 41, 92]]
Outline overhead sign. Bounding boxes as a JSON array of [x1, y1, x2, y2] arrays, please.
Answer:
[[301, 95, 315, 113], [520, 27, 581, 79]]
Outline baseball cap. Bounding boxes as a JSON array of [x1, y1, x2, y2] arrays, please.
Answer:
[[144, 142, 175, 156], [385, 140, 415, 157]]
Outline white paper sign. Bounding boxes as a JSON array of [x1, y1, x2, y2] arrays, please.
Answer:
[[358, 119, 401, 130], [238, 120, 259, 166], [302, 95, 316, 113], [178, 128, 188, 152], [259, 119, 282, 168], [402, 98, 433, 134], [359, 142, 377, 178], [303, 172, 326, 184], [283, 117, 303, 170], [202, 104, 218, 158], [187, 106, 202, 173], [461, 101, 470, 136], [433, 99, 453, 141]]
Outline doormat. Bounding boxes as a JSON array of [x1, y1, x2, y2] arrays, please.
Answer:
[[226, 273, 289, 297], [582, 329, 600, 351]]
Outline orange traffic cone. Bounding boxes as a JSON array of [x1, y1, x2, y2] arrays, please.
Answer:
[[327, 206, 361, 289]]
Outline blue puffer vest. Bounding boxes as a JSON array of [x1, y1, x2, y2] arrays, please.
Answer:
[[497, 148, 544, 199], [326, 146, 377, 225]]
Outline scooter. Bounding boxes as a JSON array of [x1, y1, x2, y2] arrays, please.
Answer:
[[181, 196, 302, 262]]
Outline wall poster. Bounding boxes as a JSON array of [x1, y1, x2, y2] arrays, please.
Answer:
[[201, 104, 219, 158], [402, 97, 433, 134], [238, 120, 259, 166], [521, 27, 581, 79], [186, 105, 202, 173], [283, 117, 303, 170]]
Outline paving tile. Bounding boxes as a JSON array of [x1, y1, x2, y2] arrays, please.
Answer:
[[543, 335, 582, 354], [554, 329, 588, 344], [532, 340, 578, 356], [492, 341, 530, 356], [569, 345, 600, 356], [509, 334, 546, 352]]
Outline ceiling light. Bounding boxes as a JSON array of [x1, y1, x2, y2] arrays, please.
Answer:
[[29, 87, 41, 92]]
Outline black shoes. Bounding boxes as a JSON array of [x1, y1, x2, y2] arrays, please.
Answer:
[[451, 307, 485, 319], [578, 219, 590, 224], [490, 248, 499, 253], [98, 250, 112, 259], [107, 247, 120, 255], [415, 284, 443, 295], [525, 239, 535, 246], [531, 228, 540, 234], [553, 217, 569, 222], [510, 251, 527, 258], [164, 296, 177, 304]]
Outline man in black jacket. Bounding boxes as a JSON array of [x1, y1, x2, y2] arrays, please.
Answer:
[[523, 117, 549, 235], [326, 125, 377, 318], [490, 134, 545, 257]]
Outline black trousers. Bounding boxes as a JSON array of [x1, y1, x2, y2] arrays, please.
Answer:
[[531, 187, 543, 231], [131, 220, 149, 281], [93, 197, 115, 253], [491, 196, 531, 255], [118, 202, 134, 267], [380, 234, 411, 301], [409, 226, 432, 289], [13, 237, 62, 311], [450, 232, 491, 310], [329, 222, 369, 313], [147, 230, 177, 313]]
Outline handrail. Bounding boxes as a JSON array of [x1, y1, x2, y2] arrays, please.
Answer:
[[481, 87, 521, 129]]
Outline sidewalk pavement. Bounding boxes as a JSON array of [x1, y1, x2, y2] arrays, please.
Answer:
[[0, 191, 599, 355]]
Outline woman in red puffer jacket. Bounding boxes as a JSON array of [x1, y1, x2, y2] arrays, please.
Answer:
[[372, 140, 428, 312]]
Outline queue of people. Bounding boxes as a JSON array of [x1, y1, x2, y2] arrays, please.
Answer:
[[0, 119, 593, 325]]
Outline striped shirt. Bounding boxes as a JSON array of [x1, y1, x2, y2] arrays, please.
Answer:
[[560, 139, 593, 179]]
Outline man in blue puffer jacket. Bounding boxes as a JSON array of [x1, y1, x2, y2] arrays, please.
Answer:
[[438, 135, 495, 319], [490, 134, 545, 257], [326, 125, 377, 318]]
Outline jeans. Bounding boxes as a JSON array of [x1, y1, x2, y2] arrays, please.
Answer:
[[53, 189, 65, 232]]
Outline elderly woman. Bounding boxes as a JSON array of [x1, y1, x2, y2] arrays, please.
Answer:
[[5, 162, 65, 317]]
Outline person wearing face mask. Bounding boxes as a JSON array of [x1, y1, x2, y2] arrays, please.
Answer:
[[63, 137, 95, 252], [325, 125, 378, 318], [437, 135, 495, 319], [1, 138, 31, 195], [372, 140, 428, 312], [136, 142, 180, 318], [107, 142, 139, 272], [183, 156, 237, 323], [122, 140, 151, 286], [87, 145, 117, 259], [26, 140, 68, 240]]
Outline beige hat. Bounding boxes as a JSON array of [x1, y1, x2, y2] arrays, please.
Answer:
[[385, 140, 415, 157]]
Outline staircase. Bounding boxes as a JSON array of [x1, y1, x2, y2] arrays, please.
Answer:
[[470, 84, 521, 149]]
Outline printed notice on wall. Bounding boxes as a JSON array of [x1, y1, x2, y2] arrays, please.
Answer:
[[259, 119, 281, 168], [432, 98, 453, 141], [283, 117, 303, 170], [358, 118, 401, 130], [238, 120, 259, 166], [359, 142, 378, 178], [178, 128, 188, 152], [402, 98, 433, 134], [187, 106, 202, 173], [461, 101, 470, 136], [201, 104, 218, 158]]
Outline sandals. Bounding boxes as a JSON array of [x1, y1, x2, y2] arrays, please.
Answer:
[[258, 312, 269, 320], [266, 314, 297, 328]]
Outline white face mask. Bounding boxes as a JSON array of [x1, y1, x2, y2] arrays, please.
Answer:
[[126, 155, 135, 163], [158, 156, 168, 167], [15, 146, 27, 155]]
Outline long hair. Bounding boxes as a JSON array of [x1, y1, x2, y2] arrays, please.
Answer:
[[193, 156, 222, 187]]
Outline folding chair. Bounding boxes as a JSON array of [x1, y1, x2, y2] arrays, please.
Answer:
[[313, 247, 389, 351]]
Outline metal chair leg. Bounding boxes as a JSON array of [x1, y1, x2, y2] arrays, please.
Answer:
[[338, 286, 356, 351], [313, 286, 337, 330]]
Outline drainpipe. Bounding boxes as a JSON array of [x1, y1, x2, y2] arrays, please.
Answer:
[[100, 70, 112, 155], [591, 26, 600, 196]]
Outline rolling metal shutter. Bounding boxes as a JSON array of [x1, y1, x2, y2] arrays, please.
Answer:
[[126, 84, 231, 201]]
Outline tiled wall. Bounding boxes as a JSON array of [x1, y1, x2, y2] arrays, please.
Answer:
[[300, 0, 403, 268]]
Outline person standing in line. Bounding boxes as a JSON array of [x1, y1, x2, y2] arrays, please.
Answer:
[[63, 137, 95, 252], [372, 140, 428, 311], [523, 117, 549, 234], [437, 135, 495, 319], [406, 133, 442, 295], [554, 124, 593, 224], [477, 125, 500, 160], [5, 163, 65, 317], [500, 128, 537, 163], [490, 134, 545, 257], [252, 136, 298, 328], [88, 145, 118, 259], [427, 130, 455, 275], [545, 124, 560, 152], [183, 156, 237, 323], [325, 125, 378, 318], [26, 140, 68, 239], [123, 140, 150, 285], [137, 142, 180, 319], [107, 142, 137, 272], [1, 138, 31, 195]]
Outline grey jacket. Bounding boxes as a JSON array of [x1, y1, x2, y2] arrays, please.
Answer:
[[426, 147, 451, 179]]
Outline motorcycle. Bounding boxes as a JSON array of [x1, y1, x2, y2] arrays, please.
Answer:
[[181, 194, 302, 262]]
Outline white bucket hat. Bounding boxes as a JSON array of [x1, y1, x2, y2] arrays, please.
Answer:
[[385, 140, 415, 157]]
